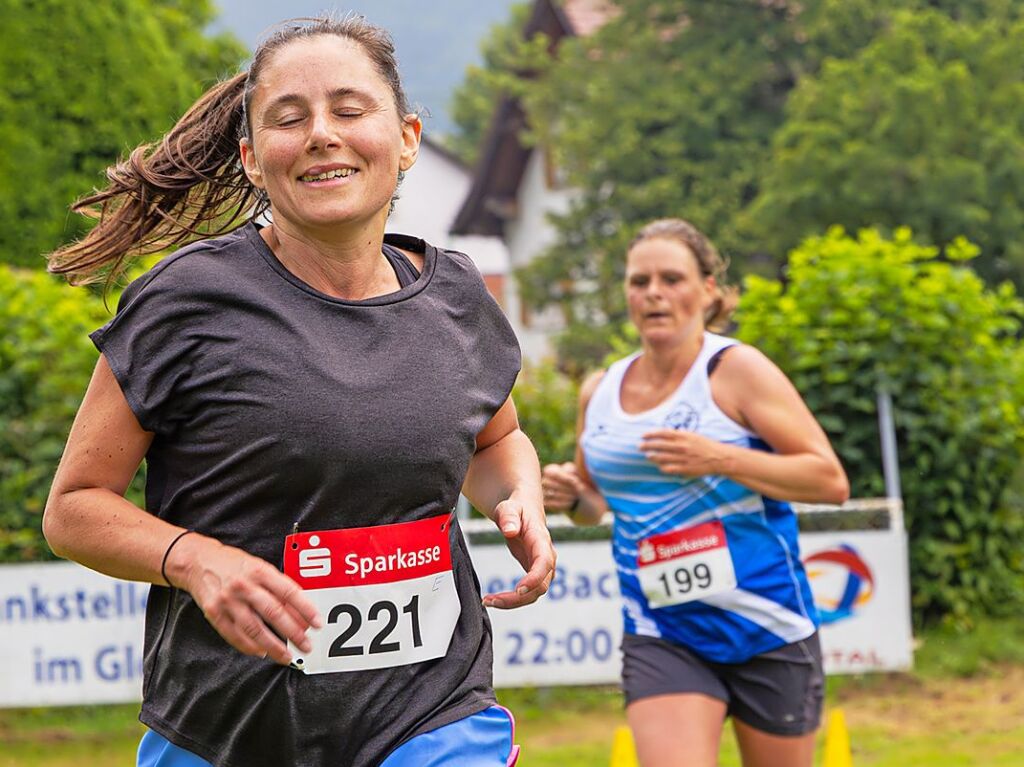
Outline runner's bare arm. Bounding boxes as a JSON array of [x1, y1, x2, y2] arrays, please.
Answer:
[[640, 345, 849, 504], [463, 396, 556, 609], [43, 355, 322, 665], [541, 370, 608, 525]]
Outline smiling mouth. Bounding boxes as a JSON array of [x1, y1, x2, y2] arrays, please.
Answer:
[[298, 168, 358, 182]]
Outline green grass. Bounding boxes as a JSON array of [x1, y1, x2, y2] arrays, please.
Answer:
[[913, 614, 1024, 677], [0, 704, 143, 767], [820, 613, 1024, 700], [3, 617, 1023, 766]]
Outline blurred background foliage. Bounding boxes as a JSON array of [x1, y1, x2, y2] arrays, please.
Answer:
[[0, 0, 245, 269], [0, 0, 241, 559], [449, 0, 1024, 372], [0, 266, 145, 562], [512, 361, 580, 469]]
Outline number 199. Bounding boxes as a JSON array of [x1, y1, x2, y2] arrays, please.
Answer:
[[658, 562, 712, 596]]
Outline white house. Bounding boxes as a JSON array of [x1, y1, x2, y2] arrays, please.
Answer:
[[450, 0, 614, 361], [387, 135, 510, 309]]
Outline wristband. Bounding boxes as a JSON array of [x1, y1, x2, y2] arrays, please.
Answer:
[[161, 530, 194, 587], [567, 496, 581, 518]]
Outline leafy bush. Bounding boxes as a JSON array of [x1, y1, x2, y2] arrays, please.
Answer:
[[736, 227, 1024, 623], [0, 267, 145, 562], [513, 361, 579, 468]]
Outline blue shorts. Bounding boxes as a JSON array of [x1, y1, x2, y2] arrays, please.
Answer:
[[137, 705, 520, 767]]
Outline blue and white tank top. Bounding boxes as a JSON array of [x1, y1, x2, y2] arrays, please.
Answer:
[[581, 332, 819, 663]]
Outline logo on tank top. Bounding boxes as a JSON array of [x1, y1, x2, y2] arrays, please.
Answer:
[[664, 402, 699, 432]]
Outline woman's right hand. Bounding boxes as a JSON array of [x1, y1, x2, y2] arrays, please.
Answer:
[[541, 461, 584, 511], [165, 533, 323, 665]]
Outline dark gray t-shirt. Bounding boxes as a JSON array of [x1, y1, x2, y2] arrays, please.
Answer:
[[91, 223, 521, 767]]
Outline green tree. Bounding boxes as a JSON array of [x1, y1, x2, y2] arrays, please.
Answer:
[[446, 2, 546, 167], [514, 0, 925, 372], [448, 0, 1019, 372], [513, 361, 579, 468], [0, 0, 245, 268], [736, 227, 1024, 622], [745, 9, 1024, 284]]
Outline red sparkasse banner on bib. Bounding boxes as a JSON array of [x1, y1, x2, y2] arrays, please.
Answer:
[[283, 513, 452, 590], [638, 519, 727, 566]]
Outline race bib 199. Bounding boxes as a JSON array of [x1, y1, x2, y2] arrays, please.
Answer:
[[637, 520, 737, 608], [283, 514, 461, 674]]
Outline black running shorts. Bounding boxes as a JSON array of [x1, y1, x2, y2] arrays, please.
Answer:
[[621, 632, 825, 736]]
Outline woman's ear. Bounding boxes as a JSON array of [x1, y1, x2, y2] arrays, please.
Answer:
[[239, 138, 265, 189], [702, 275, 718, 309], [399, 114, 422, 172]]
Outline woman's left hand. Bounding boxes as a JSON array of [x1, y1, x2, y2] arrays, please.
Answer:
[[640, 428, 728, 477], [482, 497, 556, 610]]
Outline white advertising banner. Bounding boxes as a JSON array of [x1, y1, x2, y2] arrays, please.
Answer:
[[0, 511, 913, 706], [800, 528, 914, 673], [0, 562, 147, 707], [473, 525, 914, 687], [475, 541, 623, 688]]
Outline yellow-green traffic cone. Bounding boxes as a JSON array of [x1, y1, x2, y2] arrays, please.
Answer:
[[822, 708, 853, 767]]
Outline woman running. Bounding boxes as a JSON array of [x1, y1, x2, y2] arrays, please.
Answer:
[[542, 218, 848, 767], [43, 16, 553, 767]]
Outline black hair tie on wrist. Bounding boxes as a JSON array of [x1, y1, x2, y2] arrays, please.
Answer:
[[568, 497, 581, 518], [161, 530, 194, 587]]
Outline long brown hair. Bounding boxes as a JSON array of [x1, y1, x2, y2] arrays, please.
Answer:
[[47, 15, 410, 286], [628, 218, 739, 332]]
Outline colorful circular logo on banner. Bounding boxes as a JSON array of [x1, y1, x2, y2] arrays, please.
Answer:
[[804, 544, 874, 625]]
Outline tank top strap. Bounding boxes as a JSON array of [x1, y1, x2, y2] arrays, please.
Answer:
[[586, 351, 640, 421], [684, 332, 740, 395], [603, 352, 640, 391], [382, 242, 420, 288], [697, 332, 739, 371]]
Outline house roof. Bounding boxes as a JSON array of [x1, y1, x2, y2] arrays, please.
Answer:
[[561, 0, 617, 36], [450, 0, 614, 236]]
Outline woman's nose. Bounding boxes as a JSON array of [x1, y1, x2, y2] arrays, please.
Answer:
[[306, 110, 340, 152]]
